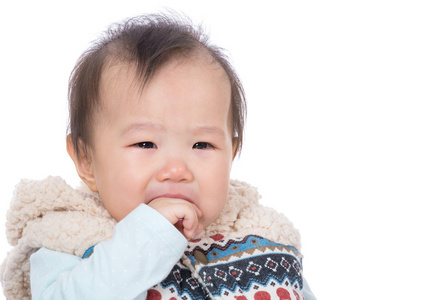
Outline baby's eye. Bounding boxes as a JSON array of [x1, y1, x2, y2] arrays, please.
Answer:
[[134, 142, 157, 149], [193, 142, 215, 150]]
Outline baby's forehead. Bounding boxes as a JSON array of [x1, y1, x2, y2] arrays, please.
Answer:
[[92, 56, 234, 139], [97, 55, 232, 116], [99, 53, 230, 99], [104, 49, 227, 79]]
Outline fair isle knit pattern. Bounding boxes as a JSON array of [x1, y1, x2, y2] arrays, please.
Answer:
[[148, 234, 303, 299]]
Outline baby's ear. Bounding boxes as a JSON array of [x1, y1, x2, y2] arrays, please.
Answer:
[[66, 135, 98, 192]]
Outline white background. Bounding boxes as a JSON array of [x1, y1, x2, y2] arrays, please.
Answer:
[[1, 1, 421, 299]]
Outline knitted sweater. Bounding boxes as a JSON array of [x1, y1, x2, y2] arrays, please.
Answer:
[[1, 176, 302, 299]]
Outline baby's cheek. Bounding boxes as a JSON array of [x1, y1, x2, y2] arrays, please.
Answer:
[[202, 199, 227, 228]]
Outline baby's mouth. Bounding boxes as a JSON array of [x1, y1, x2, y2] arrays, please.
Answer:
[[148, 193, 194, 204]]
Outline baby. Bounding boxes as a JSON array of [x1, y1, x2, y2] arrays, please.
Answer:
[[1, 13, 316, 300]]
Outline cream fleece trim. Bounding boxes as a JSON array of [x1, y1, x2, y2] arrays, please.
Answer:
[[1, 176, 301, 300]]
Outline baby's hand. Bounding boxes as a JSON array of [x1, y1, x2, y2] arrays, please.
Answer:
[[148, 198, 203, 239]]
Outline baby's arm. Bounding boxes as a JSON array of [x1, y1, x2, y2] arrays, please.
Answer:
[[30, 204, 188, 299]]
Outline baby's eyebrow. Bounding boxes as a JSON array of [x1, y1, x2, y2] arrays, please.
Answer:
[[120, 122, 226, 138], [192, 125, 226, 138], [120, 122, 164, 136]]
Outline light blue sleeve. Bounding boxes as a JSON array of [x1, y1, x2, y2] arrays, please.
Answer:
[[303, 277, 317, 300], [30, 204, 187, 300]]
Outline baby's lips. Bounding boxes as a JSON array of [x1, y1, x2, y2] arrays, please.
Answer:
[[148, 193, 194, 205]]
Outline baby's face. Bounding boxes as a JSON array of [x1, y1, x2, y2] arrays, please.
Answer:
[[88, 55, 234, 228]]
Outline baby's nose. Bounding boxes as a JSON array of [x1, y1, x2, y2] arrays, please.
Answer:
[[156, 159, 194, 183]]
